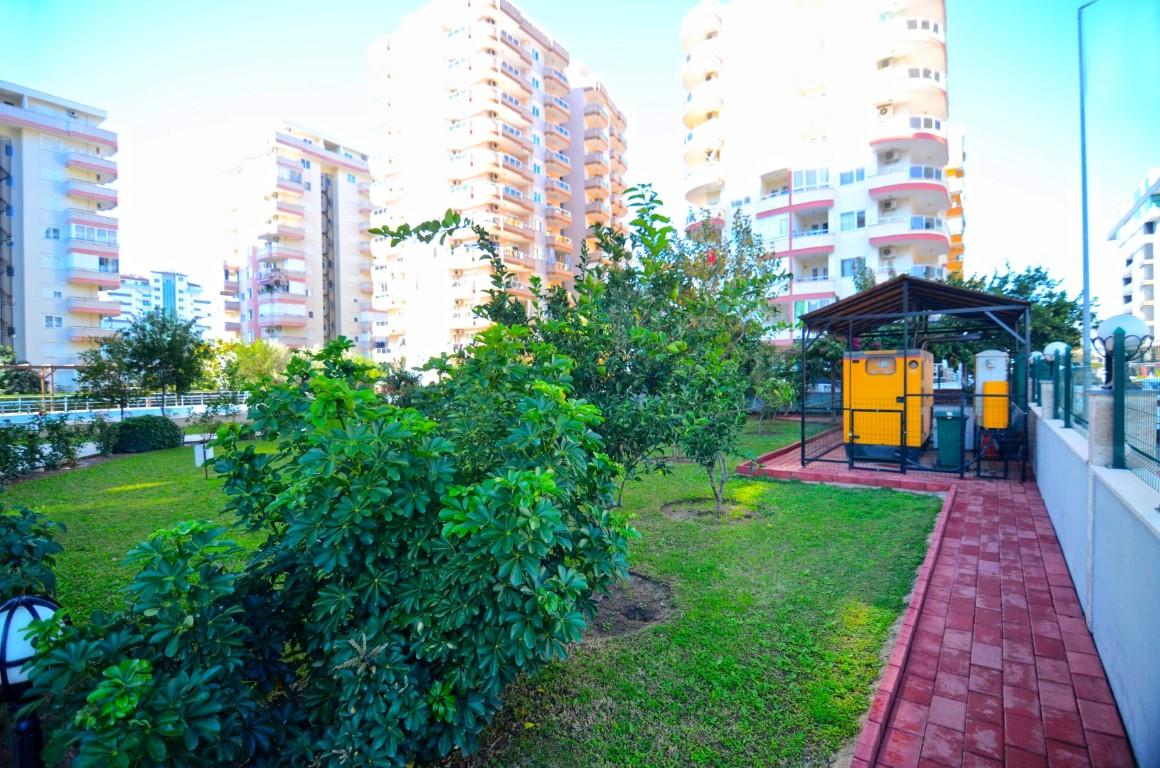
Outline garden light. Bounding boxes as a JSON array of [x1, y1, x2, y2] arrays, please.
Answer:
[[1, 595, 58, 768], [1092, 313, 1152, 387]]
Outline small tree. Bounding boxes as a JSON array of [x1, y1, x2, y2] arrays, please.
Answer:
[[0, 346, 42, 395], [120, 310, 210, 414], [76, 334, 138, 417], [676, 351, 747, 514]]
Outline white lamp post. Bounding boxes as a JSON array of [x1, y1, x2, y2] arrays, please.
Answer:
[[1, 595, 58, 768], [1092, 313, 1153, 386]]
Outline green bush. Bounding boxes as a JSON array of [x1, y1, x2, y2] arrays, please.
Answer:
[[112, 415, 182, 454], [28, 338, 633, 766], [89, 415, 120, 456], [0, 502, 64, 601]]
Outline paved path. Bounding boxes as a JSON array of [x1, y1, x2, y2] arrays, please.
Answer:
[[739, 450, 1135, 767]]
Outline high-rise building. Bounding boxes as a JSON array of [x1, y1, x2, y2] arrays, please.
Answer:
[[102, 271, 214, 338], [945, 124, 966, 277], [679, 0, 952, 340], [366, 0, 628, 367], [0, 80, 120, 378], [222, 122, 374, 354], [1109, 169, 1160, 339]]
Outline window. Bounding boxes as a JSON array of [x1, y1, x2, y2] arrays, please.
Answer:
[[532, 77, 541, 90], [43, 227, 61, 240], [839, 210, 866, 231], [792, 168, 829, 191], [304, 181, 312, 190], [43, 315, 63, 328], [533, 191, 543, 204], [866, 357, 897, 375], [301, 159, 311, 169], [532, 49, 540, 61], [839, 168, 865, 185], [533, 163, 542, 175], [532, 135, 541, 146], [840, 257, 864, 277], [532, 106, 541, 118], [52, 290, 62, 299], [347, 173, 356, 183]]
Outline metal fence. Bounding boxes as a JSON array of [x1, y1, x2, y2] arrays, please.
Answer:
[[0, 391, 248, 416]]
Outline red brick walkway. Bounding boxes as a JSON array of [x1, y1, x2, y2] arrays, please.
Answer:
[[739, 448, 1136, 767]]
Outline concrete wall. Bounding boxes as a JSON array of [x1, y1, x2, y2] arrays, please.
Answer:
[[1032, 407, 1160, 767]]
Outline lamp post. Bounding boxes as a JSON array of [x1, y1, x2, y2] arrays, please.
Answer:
[[1092, 312, 1153, 386], [0, 595, 58, 768], [1078, 0, 1103, 380]]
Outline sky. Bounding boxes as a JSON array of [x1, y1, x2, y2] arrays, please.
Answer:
[[3, 0, 1158, 322]]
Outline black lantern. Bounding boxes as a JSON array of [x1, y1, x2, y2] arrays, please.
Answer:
[[1, 595, 58, 768]]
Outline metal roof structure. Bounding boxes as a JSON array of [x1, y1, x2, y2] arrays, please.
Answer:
[[800, 275, 1030, 341]]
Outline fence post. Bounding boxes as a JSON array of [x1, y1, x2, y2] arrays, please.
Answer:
[[1112, 328, 1126, 469], [1053, 358, 1062, 420], [1063, 346, 1073, 428]]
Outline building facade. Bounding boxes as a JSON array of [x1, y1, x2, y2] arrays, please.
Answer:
[[1110, 169, 1160, 339], [366, 0, 628, 367], [945, 123, 966, 277], [0, 80, 120, 376], [102, 271, 213, 338], [222, 123, 374, 354], [679, 0, 954, 339]]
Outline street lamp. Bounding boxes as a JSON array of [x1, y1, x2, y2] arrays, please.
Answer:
[[1043, 341, 1069, 369], [1078, 0, 1106, 382], [0, 595, 58, 768], [1092, 312, 1153, 386]]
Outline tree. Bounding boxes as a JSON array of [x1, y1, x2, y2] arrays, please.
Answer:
[[853, 258, 877, 292], [0, 346, 42, 395], [120, 310, 211, 413], [676, 349, 748, 513], [222, 339, 292, 390], [76, 334, 139, 417], [377, 359, 422, 406]]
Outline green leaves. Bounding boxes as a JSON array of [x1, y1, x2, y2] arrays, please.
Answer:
[[0, 503, 65, 599]]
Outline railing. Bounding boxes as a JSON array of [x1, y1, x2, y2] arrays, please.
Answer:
[[874, 214, 945, 231], [0, 391, 249, 416]]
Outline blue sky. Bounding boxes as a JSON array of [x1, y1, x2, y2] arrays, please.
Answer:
[[4, 0, 1158, 317]]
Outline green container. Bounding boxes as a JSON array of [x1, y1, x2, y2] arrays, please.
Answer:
[[936, 411, 965, 469]]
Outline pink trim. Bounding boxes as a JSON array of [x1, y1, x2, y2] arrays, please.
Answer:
[[772, 290, 836, 304], [66, 214, 118, 230], [66, 244, 119, 257], [867, 181, 947, 198], [275, 133, 368, 175], [772, 244, 834, 259], [0, 104, 118, 151], [869, 132, 946, 146], [756, 197, 835, 218], [66, 185, 118, 203], [868, 232, 949, 246]]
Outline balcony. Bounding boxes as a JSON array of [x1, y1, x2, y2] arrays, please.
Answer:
[[67, 326, 118, 342], [64, 152, 118, 182], [771, 230, 836, 258], [868, 215, 949, 254], [67, 265, 120, 288], [884, 16, 947, 52], [276, 199, 305, 217], [584, 101, 609, 129], [584, 127, 610, 151], [225, 321, 242, 333], [224, 299, 241, 313], [65, 237, 119, 257], [611, 198, 628, 219], [548, 256, 573, 278], [64, 179, 118, 210], [544, 68, 569, 97], [499, 28, 530, 63], [450, 309, 483, 331], [868, 165, 949, 207], [791, 275, 836, 295], [498, 91, 532, 126], [684, 164, 724, 207], [549, 233, 574, 253], [269, 223, 306, 241], [64, 208, 118, 229], [586, 200, 612, 225], [612, 152, 627, 174], [545, 122, 571, 152], [448, 118, 500, 151], [259, 244, 305, 262], [683, 118, 723, 165], [499, 185, 533, 213], [258, 313, 309, 328], [611, 130, 626, 153], [585, 176, 611, 201], [870, 114, 948, 165], [878, 66, 947, 114], [585, 151, 609, 173], [276, 175, 304, 193], [499, 60, 532, 93], [545, 178, 571, 205], [546, 205, 572, 225], [545, 95, 571, 123], [499, 154, 533, 183], [680, 2, 721, 51], [498, 122, 532, 155], [67, 297, 122, 316], [683, 78, 722, 129], [545, 150, 571, 176], [681, 39, 722, 89]]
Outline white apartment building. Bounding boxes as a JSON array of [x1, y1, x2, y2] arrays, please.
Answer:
[[223, 123, 374, 354], [1110, 169, 1160, 339], [680, 0, 955, 341], [102, 271, 213, 338], [0, 80, 120, 378], [366, 0, 628, 368]]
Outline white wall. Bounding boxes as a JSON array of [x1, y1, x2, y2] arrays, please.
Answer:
[[1032, 408, 1160, 766]]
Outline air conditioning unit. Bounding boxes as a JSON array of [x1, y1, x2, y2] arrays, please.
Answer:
[[880, 247, 894, 258], [882, 150, 900, 164], [881, 200, 898, 212], [68, 110, 78, 118], [877, 104, 894, 118]]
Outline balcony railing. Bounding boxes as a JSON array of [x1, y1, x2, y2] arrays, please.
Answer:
[[874, 215, 946, 231]]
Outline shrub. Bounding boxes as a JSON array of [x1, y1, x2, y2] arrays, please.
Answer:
[[0, 503, 64, 601], [28, 338, 633, 766], [37, 414, 87, 470], [112, 415, 182, 453], [89, 415, 120, 456]]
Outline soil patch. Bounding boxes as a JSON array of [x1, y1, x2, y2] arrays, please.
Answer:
[[661, 498, 753, 522], [585, 571, 674, 642]]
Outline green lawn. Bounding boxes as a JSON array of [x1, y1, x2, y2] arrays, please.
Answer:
[[2, 421, 939, 767]]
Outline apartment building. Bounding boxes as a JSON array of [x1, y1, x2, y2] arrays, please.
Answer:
[[102, 271, 213, 338], [222, 123, 374, 354], [0, 80, 120, 379], [680, 0, 953, 340], [945, 123, 966, 277], [1110, 169, 1160, 340], [366, 0, 628, 367]]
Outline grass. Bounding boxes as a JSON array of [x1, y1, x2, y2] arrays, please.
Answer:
[[2, 419, 940, 766]]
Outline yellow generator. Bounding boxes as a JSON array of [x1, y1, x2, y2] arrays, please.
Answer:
[[843, 350, 934, 456]]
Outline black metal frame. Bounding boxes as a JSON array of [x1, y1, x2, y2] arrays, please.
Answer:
[[797, 276, 1033, 481]]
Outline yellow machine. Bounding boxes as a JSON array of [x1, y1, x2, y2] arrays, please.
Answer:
[[843, 350, 934, 451], [980, 380, 1010, 429]]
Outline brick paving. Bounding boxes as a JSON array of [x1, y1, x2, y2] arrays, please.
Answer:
[[738, 447, 1136, 767]]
